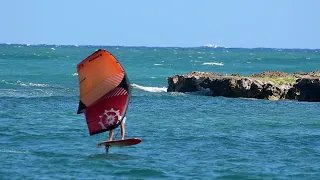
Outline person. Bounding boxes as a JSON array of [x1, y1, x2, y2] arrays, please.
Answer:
[[108, 117, 126, 141]]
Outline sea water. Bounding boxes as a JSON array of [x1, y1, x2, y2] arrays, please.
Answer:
[[1, 44, 320, 179]]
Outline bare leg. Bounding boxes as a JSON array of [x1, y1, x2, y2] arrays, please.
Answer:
[[109, 129, 114, 141], [121, 122, 125, 140]]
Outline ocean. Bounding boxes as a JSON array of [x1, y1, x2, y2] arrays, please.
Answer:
[[1, 44, 320, 179]]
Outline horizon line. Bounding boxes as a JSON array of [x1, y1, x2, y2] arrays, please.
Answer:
[[1, 42, 319, 50]]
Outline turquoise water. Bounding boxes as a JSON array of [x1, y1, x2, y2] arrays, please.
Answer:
[[1, 44, 320, 179]]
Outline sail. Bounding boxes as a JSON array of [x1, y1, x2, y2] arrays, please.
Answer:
[[76, 49, 131, 135]]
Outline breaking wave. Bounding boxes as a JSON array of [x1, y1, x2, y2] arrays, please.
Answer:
[[131, 84, 167, 92], [1, 80, 49, 87], [0, 149, 29, 154], [202, 62, 224, 66]]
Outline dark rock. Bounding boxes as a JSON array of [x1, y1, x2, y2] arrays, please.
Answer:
[[167, 70, 320, 102], [294, 78, 320, 102]]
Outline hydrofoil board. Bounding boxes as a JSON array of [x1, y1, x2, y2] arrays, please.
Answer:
[[97, 138, 141, 147]]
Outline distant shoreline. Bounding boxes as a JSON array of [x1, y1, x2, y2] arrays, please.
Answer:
[[1, 43, 319, 50]]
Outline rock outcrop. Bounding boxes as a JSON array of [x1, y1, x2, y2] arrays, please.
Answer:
[[167, 70, 320, 102], [294, 78, 320, 102]]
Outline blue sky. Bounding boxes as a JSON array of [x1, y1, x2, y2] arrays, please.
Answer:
[[1, 0, 319, 48]]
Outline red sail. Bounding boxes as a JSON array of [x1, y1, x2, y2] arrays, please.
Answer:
[[77, 49, 131, 135]]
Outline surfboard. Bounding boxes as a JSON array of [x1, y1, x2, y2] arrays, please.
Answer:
[[97, 138, 142, 147]]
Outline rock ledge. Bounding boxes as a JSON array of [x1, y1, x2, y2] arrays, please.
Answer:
[[167, 70, 320, 102]]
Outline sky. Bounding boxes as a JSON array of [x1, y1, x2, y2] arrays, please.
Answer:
[[0, 0, 319, 49]]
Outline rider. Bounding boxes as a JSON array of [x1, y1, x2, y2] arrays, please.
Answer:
[[108, 117, 126, 141]]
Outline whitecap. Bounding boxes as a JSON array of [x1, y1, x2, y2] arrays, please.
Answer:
[[0, 149, 29, 154], [131, 84, 167, 92], [202, 62, 224, 66], [1, 80, 49, 87], [170, 92, 185, 96], [18, 81, 49, 87]]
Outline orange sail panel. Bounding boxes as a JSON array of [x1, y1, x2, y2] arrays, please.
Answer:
[[76, 49, 131, 135]]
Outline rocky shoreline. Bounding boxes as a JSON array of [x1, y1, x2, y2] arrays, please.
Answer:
[[167, 70, 320, 102]]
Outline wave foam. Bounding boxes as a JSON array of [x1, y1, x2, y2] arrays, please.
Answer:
[[0, 88, 76, 98], [131, 84, 167, 92], [1, 80, 49, 87], [0, 89, 52, 98], [0, 149, 29, 154], [202, 62, 224, 66], [19, 81, 49, 87]]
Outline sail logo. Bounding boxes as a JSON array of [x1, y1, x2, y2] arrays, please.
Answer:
[[98, 108, 122, 129]]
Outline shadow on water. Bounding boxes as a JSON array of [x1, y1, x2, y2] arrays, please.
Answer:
[[86, 153, 135, 161]]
